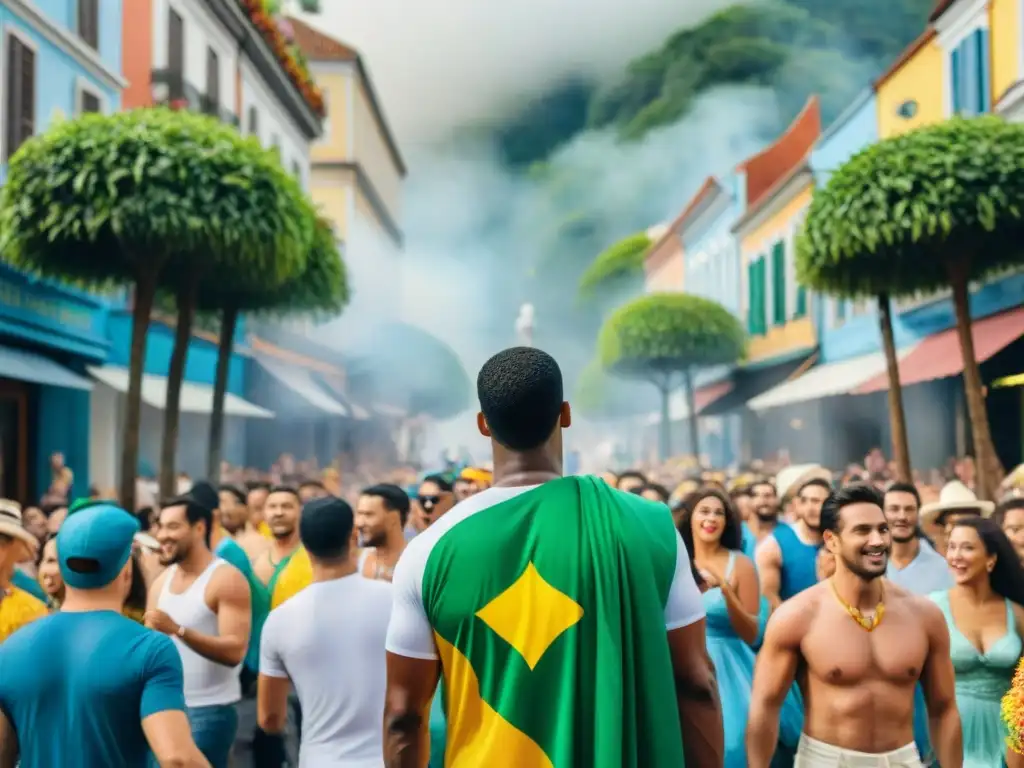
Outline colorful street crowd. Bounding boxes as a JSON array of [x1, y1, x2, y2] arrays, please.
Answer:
[[1, 347, 1024, 766]]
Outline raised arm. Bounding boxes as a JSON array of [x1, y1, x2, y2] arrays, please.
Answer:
[[384, 548, 441, 768], [747, 600, 803, 768], [755, 536, 783, 609], [920, 599, 962, 768]]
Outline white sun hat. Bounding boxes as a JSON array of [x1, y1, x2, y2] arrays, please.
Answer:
[[775, 464, 832, 502], [920, 480, 995, 526]]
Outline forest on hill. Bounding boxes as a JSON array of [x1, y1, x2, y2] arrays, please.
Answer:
[[494, 0, 933, 168]]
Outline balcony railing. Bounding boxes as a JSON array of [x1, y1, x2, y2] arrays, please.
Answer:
[[151, 69, 239, 128]]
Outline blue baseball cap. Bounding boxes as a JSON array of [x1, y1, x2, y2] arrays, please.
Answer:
[[57, 502, 140, 589]]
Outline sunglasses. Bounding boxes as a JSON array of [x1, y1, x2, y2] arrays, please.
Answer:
[[418, 495, 443, 509]]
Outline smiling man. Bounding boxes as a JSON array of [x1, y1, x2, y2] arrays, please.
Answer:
[[748, 484, 961, 768], [884, 482, 951, 595]]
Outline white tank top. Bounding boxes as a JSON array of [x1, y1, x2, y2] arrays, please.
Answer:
[[158, 558, 241, 707]]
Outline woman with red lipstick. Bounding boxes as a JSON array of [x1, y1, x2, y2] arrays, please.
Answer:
[[931, 517, 1024, 767], [679, 487, 803, 767]]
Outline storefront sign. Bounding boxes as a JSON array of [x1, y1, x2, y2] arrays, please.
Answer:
[[0, 266, 106, 356]]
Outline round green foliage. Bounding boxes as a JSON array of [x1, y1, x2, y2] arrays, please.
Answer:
[[198, 216, 349, 319], [599, 292, 745, 378], [798, 116, 1024, 298], [0, 108, 312, 292], [578, 232, 651, 297], [346, 322, 471, 420]]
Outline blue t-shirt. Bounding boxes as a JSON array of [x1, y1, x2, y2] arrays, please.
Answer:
[[0, 610, 185, 767]]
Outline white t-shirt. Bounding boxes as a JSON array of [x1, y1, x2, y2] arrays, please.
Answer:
[[386, 484, 705, 661], [260, 574, 393, 768]]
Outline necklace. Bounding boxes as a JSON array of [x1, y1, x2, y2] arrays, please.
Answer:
[[830, 577, 885, 631]]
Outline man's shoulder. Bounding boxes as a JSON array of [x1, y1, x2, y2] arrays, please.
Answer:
[[773, 582, 826, 627]]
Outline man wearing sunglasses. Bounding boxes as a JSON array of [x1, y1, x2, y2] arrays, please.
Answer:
[[414, 475, 455, 532]]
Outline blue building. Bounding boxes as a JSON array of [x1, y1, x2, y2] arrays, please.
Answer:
[[667, 174, 745, 467], [0, 0, 124, 503]]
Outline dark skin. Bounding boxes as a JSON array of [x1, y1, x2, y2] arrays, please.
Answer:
[[383, 401, 724, 768]]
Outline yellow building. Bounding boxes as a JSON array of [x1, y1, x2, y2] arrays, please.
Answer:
[[291, 17, 406, 253], [732, 98, 821, 365], [877, 0, 1022, 133]]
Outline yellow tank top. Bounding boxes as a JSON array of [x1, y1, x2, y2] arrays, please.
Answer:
[[258, 521, 273, 539], [270, 547, 312, 610], [0, 588, 48, 642]]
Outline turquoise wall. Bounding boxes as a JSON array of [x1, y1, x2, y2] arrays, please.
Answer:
[[104, 311, 247, 395]]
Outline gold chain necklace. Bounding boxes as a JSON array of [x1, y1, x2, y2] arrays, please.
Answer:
[[830, 577, 885, 631]]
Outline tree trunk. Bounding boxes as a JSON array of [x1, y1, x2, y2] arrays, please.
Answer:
[[658, 381, 671, 461], [158, 279, 197, 498], [877, 294, 912, 482], [120, 274, 158, 511], [683, 367, 701, 467], [948, 261, 1005, 500], [207, 305, 239, 483]]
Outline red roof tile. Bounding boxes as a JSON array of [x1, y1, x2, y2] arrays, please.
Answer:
[[738, 96, 820, 214]]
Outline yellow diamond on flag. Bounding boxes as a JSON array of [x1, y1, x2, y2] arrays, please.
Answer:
[[475, 562, 583, 670]]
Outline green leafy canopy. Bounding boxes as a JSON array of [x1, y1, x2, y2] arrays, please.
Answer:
[[578, 231, 652, 297], [798, 116, 1024, 298], [0, 108, 313, 292], [599, 292, 745, 379]]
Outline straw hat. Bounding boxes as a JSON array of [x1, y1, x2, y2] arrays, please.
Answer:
[[0, 499, 41, 551], [776, 464, 832, 502], [920, 480, 994, 526]]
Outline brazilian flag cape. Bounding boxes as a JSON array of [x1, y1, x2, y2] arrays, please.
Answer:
[[420, 475, 684, 767]]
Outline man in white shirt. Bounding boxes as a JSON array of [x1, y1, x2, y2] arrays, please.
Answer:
[[258, 496, 392, 768]]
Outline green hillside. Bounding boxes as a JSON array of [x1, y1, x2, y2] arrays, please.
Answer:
[[495, 0, 932, 167]]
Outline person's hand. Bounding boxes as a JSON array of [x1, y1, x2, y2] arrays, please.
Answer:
[[698, 567, 721, 590], [144, 609, 181, 636]]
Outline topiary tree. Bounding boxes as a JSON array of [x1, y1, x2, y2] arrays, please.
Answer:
[[0, 108, 311, 509], [797, 115, 1024, 500], [201, 215, 349, 481], [345, 322, 471, 422], [599, 293, 745, 460], [578, 231, 652, 298]]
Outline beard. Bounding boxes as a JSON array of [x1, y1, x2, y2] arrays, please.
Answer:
[[840, 548, 889, 580], [360, 530, 387, 548], [755, 507, 777, 523], [891, 530, 915, 544], [159, 543, 188, 566], [271, 525, 295, 540]]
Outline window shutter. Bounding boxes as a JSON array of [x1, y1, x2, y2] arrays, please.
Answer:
[[976, 28, 990, 113], [248, 106, 259, 135], [747, 261, 758, 335], [168, 10, 184, 74], [771, 240, 786, 325], [5, 36, 35, 160], [951, 47, 962, 114], [79, 0, 99, 49], [795, 285, 807, 318]]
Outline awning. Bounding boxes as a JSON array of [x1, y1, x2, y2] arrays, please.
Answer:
[[256, 357, 349, 416], [88, 366, 274, 418], [645, 381, 735, 424], [748, 348, 917, 412], [0, 346, 92, 390], [856, 306, 1024, 394]]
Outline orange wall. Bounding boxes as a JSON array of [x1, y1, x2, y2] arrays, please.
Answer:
[[122, 0, 154, 109]]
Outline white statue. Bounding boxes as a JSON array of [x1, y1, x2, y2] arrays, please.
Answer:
[[515, 303, 535, 347]]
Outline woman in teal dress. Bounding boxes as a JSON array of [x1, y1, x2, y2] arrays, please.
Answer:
[[680, 487, 802, 767], [931, 517, 1024, 767]]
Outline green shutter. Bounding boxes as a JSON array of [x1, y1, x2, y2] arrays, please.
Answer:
[[747, 262, 757, 335], [756, 258, 767, 334], [771, 241, 786, 326], [795, 285, 807, 318]]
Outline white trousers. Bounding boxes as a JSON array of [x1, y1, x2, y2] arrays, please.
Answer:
[[795, 733, 923, 768]]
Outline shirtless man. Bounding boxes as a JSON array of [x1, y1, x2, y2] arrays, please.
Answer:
[[251, 487, 303, 588], [747, 483, 961, 768], [218, 485, 269, 562], [354, 484, 408, 581]]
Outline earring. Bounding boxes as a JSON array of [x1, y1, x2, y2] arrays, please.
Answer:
[[988, 563, 995, 572]]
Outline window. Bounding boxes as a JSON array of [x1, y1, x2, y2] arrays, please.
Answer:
[[794, 285, 808, 319], [205, 48, 219, 107], [78, 0, 99, 50], [771, 240, 786, 326], [747, 258, 767, 336], [5, 34, 36, 161], [950, 27, 990, 116], [79, 87, 101, 114], [317, 90, 330, 143], [168, 9, 184, 75], [248, 106, 259, 135]]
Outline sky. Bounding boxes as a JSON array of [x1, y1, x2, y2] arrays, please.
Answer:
[[298, 0, 732, 148]]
